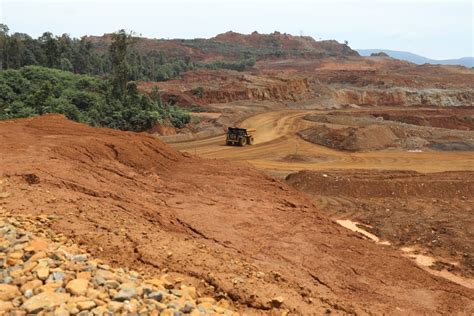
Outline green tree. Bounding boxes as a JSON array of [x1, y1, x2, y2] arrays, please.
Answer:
[[39, 32, 59, 68], [60, 57, 73, 71], [25, 81, 53, 114], [109, 30, 132, 100], [73, 37, 93, 73], [0, 66, 191, 131], [0, 24, 9, 69], [57, 34, 73, 61]]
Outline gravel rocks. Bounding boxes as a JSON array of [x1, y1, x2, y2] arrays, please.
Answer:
[[66, 278, 88, 295], [0, 284, 21, 300], [0, 212, 238, 315], [22, 292, 70, 313]]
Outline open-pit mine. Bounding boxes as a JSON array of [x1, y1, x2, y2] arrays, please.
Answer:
[[1, 31, 473, 315]]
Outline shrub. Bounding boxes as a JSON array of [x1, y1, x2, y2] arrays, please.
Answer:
[[0, 66, 191, 131], [191, 86, 204, 98]]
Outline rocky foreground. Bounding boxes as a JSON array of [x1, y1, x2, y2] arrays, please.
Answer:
[[0, 212, 239, 315]]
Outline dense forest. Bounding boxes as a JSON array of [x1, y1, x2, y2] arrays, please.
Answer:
[[0, 66, 192, 131], [0, 27, 193, 131], [0, 25, 255, 82]]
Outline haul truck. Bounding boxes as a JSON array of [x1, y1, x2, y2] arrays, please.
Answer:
[[226, 127, 256, 146]]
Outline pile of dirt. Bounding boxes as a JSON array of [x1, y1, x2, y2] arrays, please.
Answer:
[[286, 169, 474, 278], [352, 125, 399, 149], [148, 119, 177, 136], [302, 108, 474, 152], [1, 115, 473, 314], [299, 124, 399, 151], [286, 169, 473, 200]]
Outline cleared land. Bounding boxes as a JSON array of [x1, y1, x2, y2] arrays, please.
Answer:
[[172, 105, 474, 296], [1, 115, 473, 314], [2, 34, 473, 314]]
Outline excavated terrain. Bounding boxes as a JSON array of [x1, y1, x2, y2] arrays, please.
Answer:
[[1, 115, 473, 314], [172, 105, 474, 307], [139, 70, 312, 107], [89, 32, 473, 113], [2, 32, 474, 315], [286, 170, 474, 278], [258, 57, 473, 108], [137, 57, 473, 119], [300, 107, 474, 152]]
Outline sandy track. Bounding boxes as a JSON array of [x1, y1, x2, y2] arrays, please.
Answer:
[[173, 109, 474, 177]]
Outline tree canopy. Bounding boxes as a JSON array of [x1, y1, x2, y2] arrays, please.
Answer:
[[0, 65, 190, 131], [0, 25, 255, 82]]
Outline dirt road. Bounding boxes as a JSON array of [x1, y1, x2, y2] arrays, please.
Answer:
[[173, 108, 474, 177]]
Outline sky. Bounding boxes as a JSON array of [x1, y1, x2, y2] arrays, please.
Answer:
[[0, 0, 472, 60]]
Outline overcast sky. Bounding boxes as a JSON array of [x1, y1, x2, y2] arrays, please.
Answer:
[[1, 0, 472, 59]]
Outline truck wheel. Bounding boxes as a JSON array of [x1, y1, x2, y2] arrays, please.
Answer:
[[239, 138, 247, 146], [226, 141, 232, 146], [248, 136, 254, 145]]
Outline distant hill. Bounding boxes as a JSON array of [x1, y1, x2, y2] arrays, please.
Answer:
[[87, 31, 359, 61], [357, 49, 473, 68]]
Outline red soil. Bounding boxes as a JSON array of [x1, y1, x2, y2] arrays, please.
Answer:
[[0, 114, 473, 314]]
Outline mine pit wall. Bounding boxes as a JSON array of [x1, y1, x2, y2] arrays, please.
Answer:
[[191, 77, 311, 104], [332, 88, 473, 107], [193, 82, 472, 108], [159, 77, 471, 108]]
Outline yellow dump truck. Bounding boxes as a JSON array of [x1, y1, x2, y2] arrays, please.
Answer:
[[226, 127, 256, 146]]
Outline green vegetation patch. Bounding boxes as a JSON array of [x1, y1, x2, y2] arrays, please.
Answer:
[[0, 66, 190, 132]]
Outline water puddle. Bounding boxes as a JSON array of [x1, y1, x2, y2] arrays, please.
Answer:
[[336, 219, 474, 289], [336, 219, 391, 245], [401, 247, 474, 289]]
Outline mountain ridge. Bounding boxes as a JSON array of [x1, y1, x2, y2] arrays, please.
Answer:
[[357, 49, 473, 67], [86, 31, 359, 61]]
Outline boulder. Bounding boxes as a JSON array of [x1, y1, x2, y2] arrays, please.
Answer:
[[113, 283, 136, 302], [66, 278, 89, 296], [21, 292, 70, 313], [0, 284, 20, 301]]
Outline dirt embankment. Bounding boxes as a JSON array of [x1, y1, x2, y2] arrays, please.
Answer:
[[259, 58, 474, 108], [299, 124, 401, 151], [286, 169, 474, 278], [137, 58, 473, 113], [332, 88, 473, 107], [1, 115, 473, 314], [369, 109, 474, 131], [139, 70, 311, 107], [300, 108, 474, 152]]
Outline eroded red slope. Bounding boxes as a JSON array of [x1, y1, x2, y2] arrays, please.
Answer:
[[0, 115, 472, 314]]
